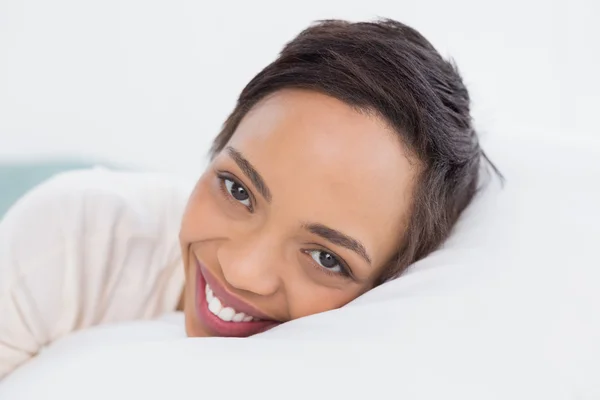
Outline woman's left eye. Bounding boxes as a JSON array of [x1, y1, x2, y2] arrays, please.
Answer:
[[307, 250, 346, 275], [223, 178, 251, 208]]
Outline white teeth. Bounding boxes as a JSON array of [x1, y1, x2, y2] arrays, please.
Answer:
[[205, 282, 257, 323], [232, 312, 245, 322], [218, 307, 236, 322], [207, 296, 222, 315]]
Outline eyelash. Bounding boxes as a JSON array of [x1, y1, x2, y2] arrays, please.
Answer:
[[216, 171, 254, 212], [302, 248, 353, 279], [215, 170, 353, 280]]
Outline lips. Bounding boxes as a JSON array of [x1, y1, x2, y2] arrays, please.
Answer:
[[194, 258, 280, 337]]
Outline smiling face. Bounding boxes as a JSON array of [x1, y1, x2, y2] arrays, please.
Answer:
[[179, 89, 419, 337]]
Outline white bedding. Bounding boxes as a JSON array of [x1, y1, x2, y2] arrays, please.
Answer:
[[0, 135, 598, 400]]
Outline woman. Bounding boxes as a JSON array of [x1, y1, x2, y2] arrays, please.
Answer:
[[0, 18, 493, 378]]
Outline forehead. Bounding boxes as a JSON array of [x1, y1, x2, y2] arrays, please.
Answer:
[[225, 89, 418, 264]]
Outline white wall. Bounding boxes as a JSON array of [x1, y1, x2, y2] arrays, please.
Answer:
[[1, 0, 598, 175]]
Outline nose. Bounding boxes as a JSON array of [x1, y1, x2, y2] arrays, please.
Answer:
[[218, 232, 283, 297]]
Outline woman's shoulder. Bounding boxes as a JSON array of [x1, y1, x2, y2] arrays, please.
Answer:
[[1, 167, 193, 316], [1, 167, 195, 288], [0, 168, 192, 377]]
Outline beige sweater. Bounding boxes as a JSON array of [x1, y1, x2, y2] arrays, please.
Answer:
[[0, 168, 191, 380]]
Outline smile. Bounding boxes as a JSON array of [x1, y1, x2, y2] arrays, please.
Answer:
[[205, 282, 259, 322], [194, 258, 279, 337]]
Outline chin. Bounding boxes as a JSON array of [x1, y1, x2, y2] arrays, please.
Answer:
[[184, 307, 210, 337]]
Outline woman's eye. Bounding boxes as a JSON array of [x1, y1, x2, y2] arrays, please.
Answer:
[[307, 250, 344, 274], [224, 178, 251, 207]]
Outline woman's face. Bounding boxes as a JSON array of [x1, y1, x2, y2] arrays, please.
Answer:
[[180, 89, 418, 337]]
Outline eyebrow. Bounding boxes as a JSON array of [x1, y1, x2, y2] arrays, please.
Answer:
[[303, 223, 372, 266], [226, 146, 272, 203]]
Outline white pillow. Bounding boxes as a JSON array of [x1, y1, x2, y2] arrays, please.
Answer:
[[0, 135, 598, 400]]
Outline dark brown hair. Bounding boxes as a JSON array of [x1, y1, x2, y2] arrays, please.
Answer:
[[210, 18, 497, 284]]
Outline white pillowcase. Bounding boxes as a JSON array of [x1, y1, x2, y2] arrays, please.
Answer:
[[0, 135, 599, 400]]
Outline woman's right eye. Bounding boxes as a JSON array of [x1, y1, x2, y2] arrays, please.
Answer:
[[222, 177, 252, 208]]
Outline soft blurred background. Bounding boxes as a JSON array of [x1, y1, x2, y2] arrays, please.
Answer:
[[1, 0, 599, 216]]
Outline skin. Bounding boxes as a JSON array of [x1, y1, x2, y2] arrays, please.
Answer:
[[179, 89, 419, 337]]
